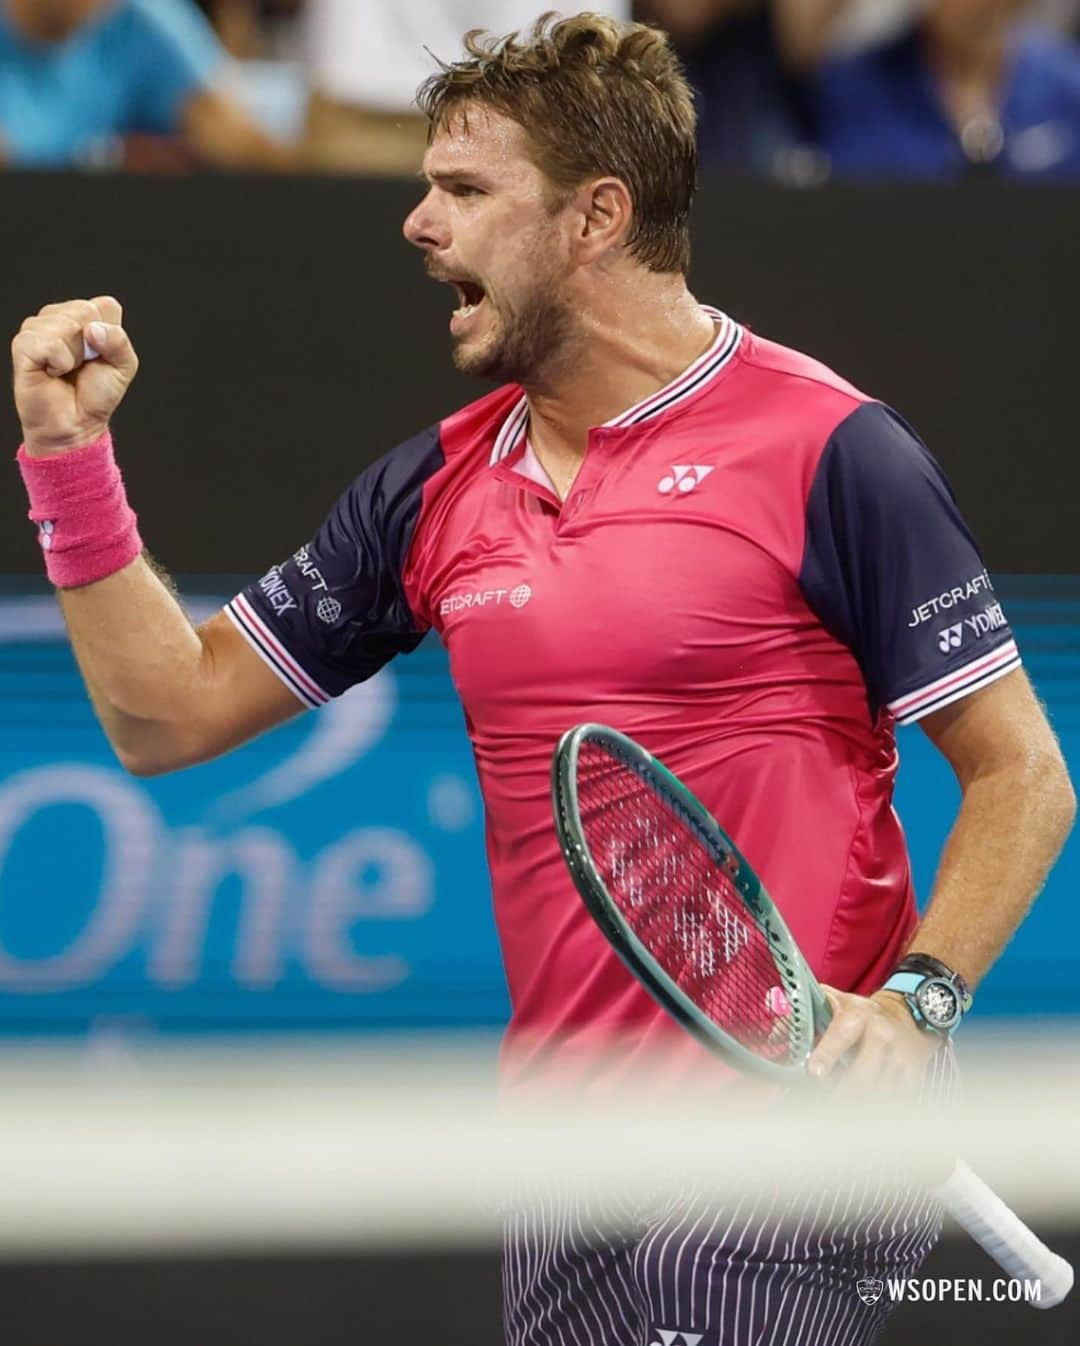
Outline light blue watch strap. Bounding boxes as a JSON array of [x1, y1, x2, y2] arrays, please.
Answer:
[[882, 970, 966, 1036], [882, 971, 923, 996]]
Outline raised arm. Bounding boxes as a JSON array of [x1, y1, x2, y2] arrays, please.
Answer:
[[57, 569, 302, 776], [11, 297, 304, 776]]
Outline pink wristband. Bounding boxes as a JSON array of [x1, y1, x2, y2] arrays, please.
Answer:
[[16, 431, 143, 588]]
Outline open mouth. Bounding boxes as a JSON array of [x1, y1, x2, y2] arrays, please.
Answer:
[[449, 279, 487, 321]]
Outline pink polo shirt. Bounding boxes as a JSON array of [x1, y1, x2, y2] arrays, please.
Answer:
[[228, 311, 1019, 1082]]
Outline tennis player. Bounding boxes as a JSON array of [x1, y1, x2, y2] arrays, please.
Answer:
[[12, 13, 1074, 1344]]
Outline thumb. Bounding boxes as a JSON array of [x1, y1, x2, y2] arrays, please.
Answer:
[[83, 321, 138, 379]]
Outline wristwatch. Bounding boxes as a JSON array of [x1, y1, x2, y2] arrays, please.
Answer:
[[881, 953, 973, 1038]]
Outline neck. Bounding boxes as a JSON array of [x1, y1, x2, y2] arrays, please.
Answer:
[[522, 275, 715, 478]]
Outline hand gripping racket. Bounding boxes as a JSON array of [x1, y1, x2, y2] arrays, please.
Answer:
[[552, 723, 1074, 1309]]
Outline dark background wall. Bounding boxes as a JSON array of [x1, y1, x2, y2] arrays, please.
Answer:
[[2, 174, 1077, 575]]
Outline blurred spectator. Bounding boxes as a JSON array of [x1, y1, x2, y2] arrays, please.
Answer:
[[0, 0, 296, 170], [303, 2, 631, 176], [1030, 0, 1080, 32], [814, 0, 1080, 178], [637, 1, 857, 177], [194, 0, 303, 58], [193, 0, 308, 144]]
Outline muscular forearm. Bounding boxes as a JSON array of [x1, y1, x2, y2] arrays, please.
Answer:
[[905, 750, 1075, 988], [812, 731, 1073, 1087], [13, 298, 302, 779], [58, 553, 210, 772]]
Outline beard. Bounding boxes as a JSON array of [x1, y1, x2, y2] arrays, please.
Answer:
[[452, 280, 579, 387]]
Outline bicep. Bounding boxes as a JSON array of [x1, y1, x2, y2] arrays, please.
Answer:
[[189, 429, 442, 768], [919, 667, 1064, 787], [186, 609, 307, 764]]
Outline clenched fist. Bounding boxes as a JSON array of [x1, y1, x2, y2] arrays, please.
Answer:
[[12, 297, 139, 457]]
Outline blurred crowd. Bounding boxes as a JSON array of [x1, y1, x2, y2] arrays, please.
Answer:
[[2, 0, 1079, 179]]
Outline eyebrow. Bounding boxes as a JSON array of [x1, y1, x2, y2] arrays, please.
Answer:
[[420, 167, 493, 188]]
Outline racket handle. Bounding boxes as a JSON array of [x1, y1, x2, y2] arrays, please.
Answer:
[[935, 1160, 1074, 1308]]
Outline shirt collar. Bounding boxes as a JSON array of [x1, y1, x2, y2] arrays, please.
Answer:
[[489, 307, 744, 468]]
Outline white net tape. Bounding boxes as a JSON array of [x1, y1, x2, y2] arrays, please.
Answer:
[[0, 1026, 1076, 1261]]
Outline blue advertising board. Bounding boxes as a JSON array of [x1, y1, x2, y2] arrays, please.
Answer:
[[0, 577, 1077, 1035]]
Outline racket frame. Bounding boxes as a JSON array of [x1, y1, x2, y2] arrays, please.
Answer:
[[553, 723, 1074, 1306], [552, 723, 831, 1081]]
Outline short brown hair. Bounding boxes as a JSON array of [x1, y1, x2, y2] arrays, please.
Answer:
[[416, 12, 697, 274]]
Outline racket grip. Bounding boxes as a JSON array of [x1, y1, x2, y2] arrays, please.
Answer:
[[935, 1160, 1074, 1308]]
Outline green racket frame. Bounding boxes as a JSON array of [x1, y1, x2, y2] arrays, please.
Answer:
[[552, 723, 833, 1082]]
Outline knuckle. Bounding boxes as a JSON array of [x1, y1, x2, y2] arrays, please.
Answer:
[[34, 315, 79, 341], [90, 295, 123, 321], [40, 299, 96, 325]]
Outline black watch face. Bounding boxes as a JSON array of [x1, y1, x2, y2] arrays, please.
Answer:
[[916, 978, 960, 1029]]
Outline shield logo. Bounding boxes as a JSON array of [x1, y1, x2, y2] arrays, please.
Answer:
[[856, 1277, 884, 1306]]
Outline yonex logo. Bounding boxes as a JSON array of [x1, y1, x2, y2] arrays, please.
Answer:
[[937, 623, 963, 653], [657, 465, 714, 495], [650, 1332, 704, 1346]]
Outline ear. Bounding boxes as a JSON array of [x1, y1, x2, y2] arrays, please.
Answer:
[[571, 176, 634, 264]]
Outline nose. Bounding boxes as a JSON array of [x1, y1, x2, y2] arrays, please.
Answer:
[[403, 188, 448, 252]]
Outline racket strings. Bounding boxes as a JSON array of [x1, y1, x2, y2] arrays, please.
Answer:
[[575, 742, 799, 1063]]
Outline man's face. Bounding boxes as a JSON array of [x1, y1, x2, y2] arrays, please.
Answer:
[[403, 107, 580, 386], [9, 0, 108, 42]]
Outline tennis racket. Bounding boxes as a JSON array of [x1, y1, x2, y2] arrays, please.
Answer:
[[552, 722, 1074, 1309]]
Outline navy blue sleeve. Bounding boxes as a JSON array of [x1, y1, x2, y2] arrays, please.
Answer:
[[226, 426, 444, 708], [799, 403, 1019, 724]]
